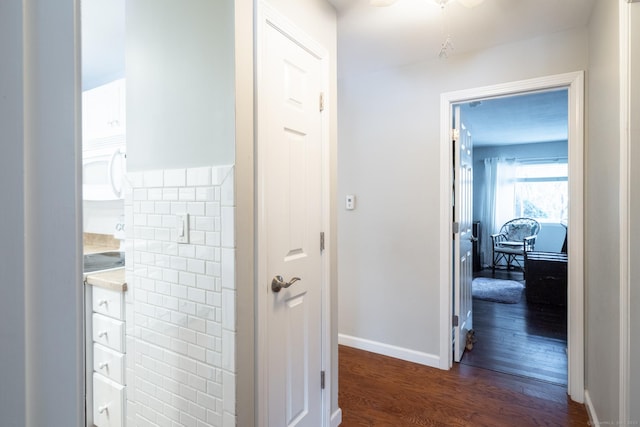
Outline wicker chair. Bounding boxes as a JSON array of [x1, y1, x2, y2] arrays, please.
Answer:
[[491, 218, 541, 273]]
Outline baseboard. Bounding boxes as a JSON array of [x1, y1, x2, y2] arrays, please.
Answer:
[[584, 390, 599, 426], [338, 334, 440, 368], [330, 408, 342, 427]]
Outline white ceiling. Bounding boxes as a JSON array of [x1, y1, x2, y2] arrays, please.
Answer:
[[329, 0, 595, 75], [459, 89, 568, 146]]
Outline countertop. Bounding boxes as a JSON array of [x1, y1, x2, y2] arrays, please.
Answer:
[[85, 268, 127, 292]]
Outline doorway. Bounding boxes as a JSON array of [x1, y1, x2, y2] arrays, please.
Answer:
[[439, 72, 585, 403], [456, 90, 570, 386]]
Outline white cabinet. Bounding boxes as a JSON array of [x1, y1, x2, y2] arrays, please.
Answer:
[[88, 285, 127, 427], [83, 79, 126, 143], [93, 373, 125, 427]]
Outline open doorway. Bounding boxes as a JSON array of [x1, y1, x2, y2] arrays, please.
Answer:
[[440, 72, 585, 403], [456, 89, 570, 386]]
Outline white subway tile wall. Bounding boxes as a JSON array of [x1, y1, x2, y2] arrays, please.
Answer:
[[124, 165, 235, 427]]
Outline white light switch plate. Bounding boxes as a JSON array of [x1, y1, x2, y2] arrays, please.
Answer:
[[177, 213, 189, 243], [346, 195, 355, 210]]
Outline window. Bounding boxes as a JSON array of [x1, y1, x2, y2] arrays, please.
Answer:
[[514, 162, 568, 222]]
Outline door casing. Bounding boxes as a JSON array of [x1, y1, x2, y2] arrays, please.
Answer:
[[438, 71, 585, 403], [255, 1, 333, 425]]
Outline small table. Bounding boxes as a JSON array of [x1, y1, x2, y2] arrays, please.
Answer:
[[524, 251, 568, 306]]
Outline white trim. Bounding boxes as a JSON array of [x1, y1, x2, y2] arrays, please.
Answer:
[[330, 409, 343, 427], [585, 390, 600, 427], [618, 0, 631, 423], [256, 2, 333, 426], [439, 72, 586, 401], [339, 334, 441, 368]]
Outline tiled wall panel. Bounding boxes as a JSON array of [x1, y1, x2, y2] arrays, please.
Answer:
[[124, 165, 235, 427]]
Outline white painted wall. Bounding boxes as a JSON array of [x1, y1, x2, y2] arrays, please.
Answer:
[[0, 1, 84, 426], [338, 28, 588, 362], [628, 2, 640, 424], [126, 0, 235, 171], [585, 1, 622, 422]]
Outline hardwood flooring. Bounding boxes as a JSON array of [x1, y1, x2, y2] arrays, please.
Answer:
[[339, 345, 590, 426], [464, 269, 568, 385]]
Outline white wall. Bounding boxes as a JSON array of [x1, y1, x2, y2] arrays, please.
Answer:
[[126, 0, 235, 172], [124, 165, 236, 426], [585, 1, 622, 422], [338, 28, 588, 362], [0, 1, 84, 426], [125, 1, 239, 425], [628, 2, 640, 424]]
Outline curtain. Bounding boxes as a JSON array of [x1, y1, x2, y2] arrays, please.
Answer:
[[479, 158, 516, 267]]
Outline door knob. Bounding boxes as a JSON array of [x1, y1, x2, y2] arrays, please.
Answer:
[[469, 235, 478, 242], [271, 275, 301, 293]]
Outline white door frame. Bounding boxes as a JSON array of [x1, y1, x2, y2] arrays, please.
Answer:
[[255, 2, 332, 425], [438, 71, 585, 403]]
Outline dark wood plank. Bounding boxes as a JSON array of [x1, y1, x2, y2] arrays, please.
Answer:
[[339, 345, 589, 427], [464, 268, 568, 386]]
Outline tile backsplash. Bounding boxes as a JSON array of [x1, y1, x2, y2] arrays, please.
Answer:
[[124, 165, 236, 427]]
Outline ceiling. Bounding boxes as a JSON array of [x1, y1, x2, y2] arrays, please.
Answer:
[[459, 89, 568, 147], [328, 0, 595, 75]]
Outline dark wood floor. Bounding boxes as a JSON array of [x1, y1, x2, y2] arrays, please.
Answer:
[[339, 345, 590, 426], [463, 268, 568, 386]]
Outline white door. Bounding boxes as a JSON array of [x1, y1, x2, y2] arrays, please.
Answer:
[[453, 106, 474, 362], [262, 17, 324, 427]]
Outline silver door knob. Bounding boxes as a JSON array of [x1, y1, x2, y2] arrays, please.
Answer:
[[271, 275, 301, 293], [469, 235, 478, 242]]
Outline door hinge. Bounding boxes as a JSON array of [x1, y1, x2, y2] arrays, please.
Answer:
[[451, 128, 460, 141], [452, 222, 460, 234], [319, 92, 325, 112], [321, 371, 325, 389], [320, 232, 325, 252], [452, 315, 459, 327]]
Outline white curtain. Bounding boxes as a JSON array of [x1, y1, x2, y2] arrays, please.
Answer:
[[479, 158, 516, 267]]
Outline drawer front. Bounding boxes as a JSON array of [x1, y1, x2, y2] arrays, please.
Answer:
[[92, 286, 124, 320], [93, 313, 125, 352], [93, 373, 124, 427], [93, 343, 125, 384]]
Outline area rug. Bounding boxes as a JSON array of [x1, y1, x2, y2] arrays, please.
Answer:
[[472, 277, 525, 304]]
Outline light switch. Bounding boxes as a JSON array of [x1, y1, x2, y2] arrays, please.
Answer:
[[177, 213, 189, 243], [346, 194, 356, 210]]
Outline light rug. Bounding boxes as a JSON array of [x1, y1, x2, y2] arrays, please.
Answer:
[[471, 277, 525, 304]]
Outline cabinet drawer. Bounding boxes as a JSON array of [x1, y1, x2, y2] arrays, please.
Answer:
[[93, 373, 124, 427], [93, 313, 125, 352], [93, 343, 125, 384], [92, 286, 124, 320]]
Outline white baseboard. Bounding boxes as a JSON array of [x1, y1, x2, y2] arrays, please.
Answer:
[[584, 390, 599, 426], [338, 333, 440, 368], [330, 408, 342, 427]]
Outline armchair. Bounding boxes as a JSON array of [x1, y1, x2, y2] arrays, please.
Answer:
[[491, 218, 541, 273]]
